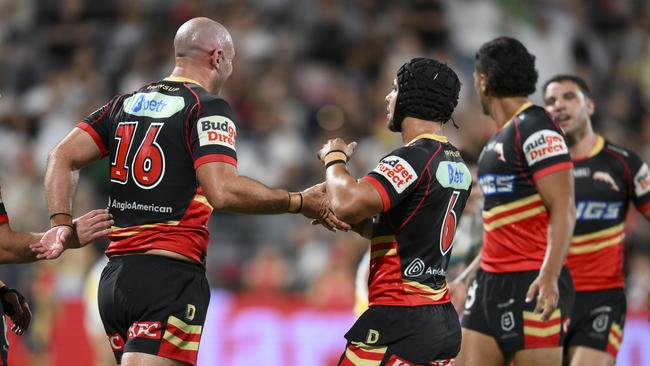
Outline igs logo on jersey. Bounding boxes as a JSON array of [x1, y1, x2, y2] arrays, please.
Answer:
[[523, 129, 568, 165], [197, 116, 237, 150], [634, 163, 650, 197], [373, 156, 417, 193]]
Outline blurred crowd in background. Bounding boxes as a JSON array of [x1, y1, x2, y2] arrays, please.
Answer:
[[1, 0, 650, 364]]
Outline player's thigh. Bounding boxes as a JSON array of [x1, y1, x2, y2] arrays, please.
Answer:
[[512, 346, 562, 366], [568, 346, 614, 366], [454, 328, 504, 366], [122, 352, 190, 366]]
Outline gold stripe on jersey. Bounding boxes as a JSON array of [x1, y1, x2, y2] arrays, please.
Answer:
[[193, 194, 212, 209], [483, 194, 543, 219], [570, 224, 625, 255], [369, 235, 397, 260], [406, 133, 449, 145], [403, 280, 448, 301], [483, 206, 546, 231], [344, 342, 387, 365], [370, 247, 396, 260], [502, 101, 533, 129], [610, 322, 622, 338], [571, 224, 624, 243], [167, 316, 203, 334], [370, 235, 395, 245], [587, 135, 605, 158], [110, 220, 180, 237]]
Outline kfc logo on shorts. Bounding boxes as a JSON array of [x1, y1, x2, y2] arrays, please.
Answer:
[[197, 115, 237, 150], [523, 130, 568, 165], [128, 321, 162, 340], [108, 333, 125, 351], [373, 156, 417, 194], [634, 163, 650, 197]]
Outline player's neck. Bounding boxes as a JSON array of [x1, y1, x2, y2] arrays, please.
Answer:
[[568, 124, 597, 158], [169, 65, 210, 91], [401, 117, 444, 144], [489, 96, 530, 128]]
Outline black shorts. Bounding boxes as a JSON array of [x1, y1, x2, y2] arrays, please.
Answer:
[[339, 303, 460, 365], [564, 288, 626, 358], [98, 255, 210, 365], [461, 267, 574, 353]]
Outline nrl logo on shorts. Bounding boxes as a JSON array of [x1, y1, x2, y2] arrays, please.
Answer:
[[592, 314, 609, 333], [501, 311, 515, 332], [404, 258, 425, 277]]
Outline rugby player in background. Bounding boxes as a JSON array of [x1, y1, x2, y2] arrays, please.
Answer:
[[451, 37, 576, 366], [31, 17, 348, 366], [318, 58, 472, 366], [0, 187, 112, 365], [542, 75, 650, 366]]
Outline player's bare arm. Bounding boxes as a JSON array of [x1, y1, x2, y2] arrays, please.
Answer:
[[196, 162, 350, 231], [449, 254, 481, 314], [525, 168, 576, 320], [32, 129, 113, 259], [317, 138, 384, 225]]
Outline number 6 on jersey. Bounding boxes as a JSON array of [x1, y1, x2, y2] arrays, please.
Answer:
[[110, 121, 166, 189], [440, 191, 460, 255]]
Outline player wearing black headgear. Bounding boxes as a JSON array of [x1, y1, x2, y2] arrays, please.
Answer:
[[450, 37, 576, 366], [316, 57, 472, 365], [389, 58, 461, 132]]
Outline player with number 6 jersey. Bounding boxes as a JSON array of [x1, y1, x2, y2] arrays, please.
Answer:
[[320, 58, 471, 366]]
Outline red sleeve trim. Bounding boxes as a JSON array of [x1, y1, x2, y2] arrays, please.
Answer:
[[194, 154, 237, 169], [638, 201, 650, 213], [362, 176, 391, 212], [0, 214, 8, 224], [532, 161, 574, 181], [76, 122, 109, 157]]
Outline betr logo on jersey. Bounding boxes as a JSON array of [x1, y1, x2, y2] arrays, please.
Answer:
[[197, 115, 237, 150], [634, 163, 650, 196], [373, 156, 417, 193], [523, 129, 568, 165], [123, 92, 185, 118]]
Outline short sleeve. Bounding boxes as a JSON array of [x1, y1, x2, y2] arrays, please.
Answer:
[[516, 111, 573, 180], [628, 153, 650, 212], [76, 97, 119, 157], [0, 188, 8, 224], [362, 146, 427, 212], [189, 98, 238, 169]]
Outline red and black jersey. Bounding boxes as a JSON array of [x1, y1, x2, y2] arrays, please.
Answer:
[[477, 102, 573, 273], [78, 77, 238, 265], [0, 187, 8, 225], [568, 136, 650, 291], [362, 134, 472, 307]]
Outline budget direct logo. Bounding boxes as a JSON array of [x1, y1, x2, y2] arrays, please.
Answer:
[[373, 156, 417, 193], [123, 92, 185, 118], [634, 163, 650, 197], [523, 129, 568, 165], [197, 115, 237, 149]]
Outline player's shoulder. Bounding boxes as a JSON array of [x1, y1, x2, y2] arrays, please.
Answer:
[[517, 104, 553, 125], [602, 139, 636, 160]]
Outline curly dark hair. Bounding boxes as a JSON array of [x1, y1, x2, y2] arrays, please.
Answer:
[[475, 37, 538, 97], [542, 74, 592, 99]]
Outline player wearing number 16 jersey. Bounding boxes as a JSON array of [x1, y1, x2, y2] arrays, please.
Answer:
[[543, 75, 650, 366], [319, 58, 471, 366], [33, 17, 348, 366]]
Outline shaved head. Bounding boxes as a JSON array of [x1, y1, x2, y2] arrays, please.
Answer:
[[174, 17, 232, 59], [170, 17, 235, 94]]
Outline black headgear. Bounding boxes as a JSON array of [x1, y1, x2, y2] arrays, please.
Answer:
[[389, 58, 461, 132]]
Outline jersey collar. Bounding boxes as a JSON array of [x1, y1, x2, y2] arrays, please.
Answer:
[[573, 134, 605, 161], [501, 101, 533, 130], [406, 133, 448, 146], [164, 76, 203, 86]]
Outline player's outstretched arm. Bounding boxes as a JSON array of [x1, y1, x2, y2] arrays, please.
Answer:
[[449, 254, 481, 315], [0, 223, 41, 263], [37, 128, 106, 258], [317, 138, 384, 225], [525, 169, 576, 321], [197, 162, 350, 231]]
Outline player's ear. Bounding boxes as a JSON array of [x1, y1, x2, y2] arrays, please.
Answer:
[[586, 97, 595, 116], [209, 49, 221, 70]]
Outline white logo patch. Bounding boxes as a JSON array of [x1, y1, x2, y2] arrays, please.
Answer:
[[522, 129, 568, 165], [197, 115, 237, 150], [372, 156, 417, 193], [592, 314, 609, 333], [123, 92, 185, 118], [501, 311, 515, 332], [404, 258, 425, 277], [634, 163, 650, 197]]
